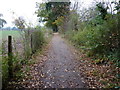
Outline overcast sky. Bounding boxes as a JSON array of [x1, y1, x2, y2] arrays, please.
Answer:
[[0, 0, 43, 27], [0, 0, 95, 27]]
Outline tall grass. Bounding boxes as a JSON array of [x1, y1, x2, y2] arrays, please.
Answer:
[[1, 27, 46, 88]]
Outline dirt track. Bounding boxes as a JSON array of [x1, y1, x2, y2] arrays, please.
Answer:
[[39, 33, 86, 88]]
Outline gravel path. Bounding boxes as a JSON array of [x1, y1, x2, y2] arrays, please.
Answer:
[[40, 33, 86, 88]]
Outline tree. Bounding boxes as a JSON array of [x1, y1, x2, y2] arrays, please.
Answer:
[[36, 0, 71, 32], [96, 2, 108, 20], [0, 14, 7, 28], [13, 17, 25, 29]]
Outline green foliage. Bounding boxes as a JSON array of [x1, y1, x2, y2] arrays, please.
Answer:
[[22, 27, 45, 59], [64, 4, 120, 65], [63, 0, 120, 62], [31, 28, 45, 52], [107, 51, 120, 67], [96, 2, 108, 20], [2, 56, 9, 84], [2, 55, 22, 87], [1, 27, 46, 88], [64, 30, 76, 40], [36, 1, 71, 32]]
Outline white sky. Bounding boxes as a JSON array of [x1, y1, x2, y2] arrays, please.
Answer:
[[0, 0, 95, 27], [0, 0, 42, 27]]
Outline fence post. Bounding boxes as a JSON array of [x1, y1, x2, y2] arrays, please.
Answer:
[[8, 36, 13, 78], [31, 34, 33, 54]]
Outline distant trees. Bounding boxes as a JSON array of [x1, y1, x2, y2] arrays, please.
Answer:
[[0, 14, 7, 28], [13, 17, 25, 29], [36, 0, 71, 32]]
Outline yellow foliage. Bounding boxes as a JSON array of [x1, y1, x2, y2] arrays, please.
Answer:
[[52, 16, 65, 25], [52, 22, 56, 25]]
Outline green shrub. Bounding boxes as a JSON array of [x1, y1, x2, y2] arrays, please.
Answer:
[[2, 56, 9, 84], [22, 27, 45, 59], [71, 24, 107, 55], [67, 15, 119, 56], [107, 51, 120, 67], [2, 55, 22, 84], [31, 29, 45, 53]]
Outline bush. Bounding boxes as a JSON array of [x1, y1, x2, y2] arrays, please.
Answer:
[[22, 27, 45, 59], [2, 56, 9, 85], [71, 25, 107, 54], [64, 14, 120, 61], [2, 55, 22, 87], [31, 29, 45, 53]]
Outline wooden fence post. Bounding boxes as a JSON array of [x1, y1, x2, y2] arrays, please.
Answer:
[[8, 36, 13, 78], [31, 34, 33, 54]]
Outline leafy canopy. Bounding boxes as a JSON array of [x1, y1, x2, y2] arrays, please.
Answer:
[[36, 0, 71, 32]]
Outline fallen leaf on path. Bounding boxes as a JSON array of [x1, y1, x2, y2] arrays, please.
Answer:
[[41, 74, 45, 77], [64, 69, 68, 72]]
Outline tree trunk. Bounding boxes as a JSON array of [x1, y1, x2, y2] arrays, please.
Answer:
[[52, 25, 58, 32]]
